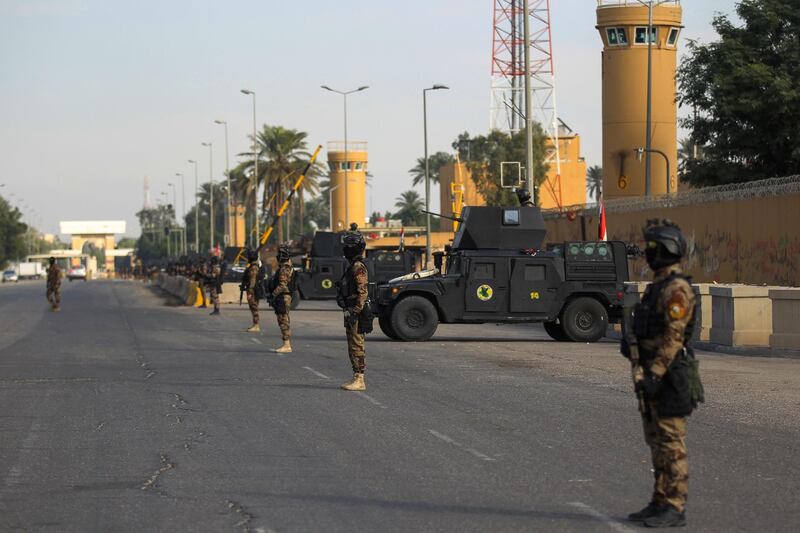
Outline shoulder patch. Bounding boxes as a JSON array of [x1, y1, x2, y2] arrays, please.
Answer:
[[667, 298, 688, 320]]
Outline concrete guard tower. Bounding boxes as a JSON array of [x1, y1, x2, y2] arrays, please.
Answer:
[[327, 141, 367, 231], [596, 0, 683, 198]]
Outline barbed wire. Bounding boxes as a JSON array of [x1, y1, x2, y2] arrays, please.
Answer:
[[542, 175, 800, 219]]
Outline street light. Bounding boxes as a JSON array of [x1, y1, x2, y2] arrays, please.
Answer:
[[634, 147, 671, 194], [167, 182, 178, 253], [214, 119, 231, 246], [176, 172, 186, 253], [201, 141, 214, 252], [241, 89, 259, 246], [161, 192, 171, 257], [188, 159, 199, 252], [423, 84, 449, 268], [321, 85, 369, 229]]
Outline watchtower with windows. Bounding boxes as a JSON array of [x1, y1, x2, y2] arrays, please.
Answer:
[[327, 141, 368, 231], [596, 1, 683, 198]]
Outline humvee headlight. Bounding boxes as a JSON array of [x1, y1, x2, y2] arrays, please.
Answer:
[[391, 287, 400, 295]]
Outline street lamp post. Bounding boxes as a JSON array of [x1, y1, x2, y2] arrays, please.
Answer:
[[214, 119, 231, 246], [241, 89, 258, 246], [167, 182, 178, 253], [423, 84, 449, 268], [321, 85, 369, 229], [201, 142, 214, 252], [188, 159, 199, 252], [328, 184, 341, 231], [634, 147, 671, 193], [176, 172, 186, 254], [161, 192, 171, 257]]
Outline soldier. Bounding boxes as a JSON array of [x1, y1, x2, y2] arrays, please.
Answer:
[[195, 258, 209, 308], [242, 248, 261, 332], [337, 231, 369, 391], [207, 256, 222, 315], [515, 186, 535, 207], [622, 220, 698, 528], [46, 257, 62, 311], [270, 244, 294, 353]]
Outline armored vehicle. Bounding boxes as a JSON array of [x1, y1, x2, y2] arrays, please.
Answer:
[[296, 231, 417, 301], [373, 205, 630, 343]]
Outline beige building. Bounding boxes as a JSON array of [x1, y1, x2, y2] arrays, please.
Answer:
[[596, 0, 682, 198], [540, 123, 588, 209], [328, 141, 368, 231]]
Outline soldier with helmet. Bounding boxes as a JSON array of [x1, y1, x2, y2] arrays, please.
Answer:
[[270, 244, 295, 353], [622, 219, 700, 528], [337, 228, 370, 391], [46, 257, 62, 311], [206, 255, 222, 316], [242, 247, 261, 332]]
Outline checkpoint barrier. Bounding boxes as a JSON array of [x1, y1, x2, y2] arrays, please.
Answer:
[[156, 274, 202, 307], [769, 288, 800, 350], [710, 285, 773, 347]]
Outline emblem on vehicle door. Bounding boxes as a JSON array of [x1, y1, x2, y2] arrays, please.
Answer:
[[321, 279, 333, 289], [476, 284, 493, 301]]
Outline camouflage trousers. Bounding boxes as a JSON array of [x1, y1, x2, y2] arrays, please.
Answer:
[[275, 294, 291, 341], [246, 291, 259, 324], [642, 404, 688, 512], [345, 322, 365, 373], [46, 286, 61, 307], [208, 286, 219, 310]]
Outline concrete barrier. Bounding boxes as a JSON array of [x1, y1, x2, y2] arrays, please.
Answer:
[[710, 285, 773, 347], [692, 284, 713, 342], [769, 288, 800, 350]]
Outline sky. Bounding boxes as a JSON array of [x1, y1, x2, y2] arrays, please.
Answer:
[[0, 0, 738, 239]]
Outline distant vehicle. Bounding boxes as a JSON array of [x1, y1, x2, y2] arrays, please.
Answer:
[[67, 266, 87, 281], [372, 205, 632, 343], [17, 262, 45, 280], [2, 270, 18, 283]]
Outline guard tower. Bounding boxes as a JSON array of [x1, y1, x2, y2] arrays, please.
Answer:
[[327, 141, 367, 231], [596, 0, 682, 198]]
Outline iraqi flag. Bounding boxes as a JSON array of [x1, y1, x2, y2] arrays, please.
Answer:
[[598, 194, 607, 241]]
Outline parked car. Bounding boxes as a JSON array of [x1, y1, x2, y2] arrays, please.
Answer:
[[67, 266, 87, 281], [2, 270, 19, 283]]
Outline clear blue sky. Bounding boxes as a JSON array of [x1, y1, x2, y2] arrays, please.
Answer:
[[0, 0, 737, 238]]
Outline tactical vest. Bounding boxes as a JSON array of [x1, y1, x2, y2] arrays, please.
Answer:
[[633, 273, 697, 359], [339, 260, 366, 308], [268, 264, 296, 294]]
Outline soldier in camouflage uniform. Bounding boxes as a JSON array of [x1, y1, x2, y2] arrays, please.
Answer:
[[243, 248, 261, 332], [271, 245, 294, 353], [195, 258, 209, 308], [338, 230, 369, 391], [46, 257, 62, 311], [207, 256, 221, 315], [623, 220, 698, 528]]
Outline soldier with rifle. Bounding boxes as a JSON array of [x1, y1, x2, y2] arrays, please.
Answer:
[[336, 228, 372, 391], [621, 220, 703, 528], [206, 255, 222, 315], [46, 257, 62, 312], [194, 257, 209, 308], [240, 248, 261, 332], [268, 244, 295, 353]]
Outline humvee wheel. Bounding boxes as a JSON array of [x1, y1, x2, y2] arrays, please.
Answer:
[[543, 321, 568, 342], [290, 289, 301, 310], [390, 295, 439, 342], [378, 315, 400, 340], [561, 297, 608, 342]]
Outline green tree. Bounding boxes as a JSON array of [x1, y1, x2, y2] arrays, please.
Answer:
[[677, 0, 800, 185], [0, 194, 27, 268], [451, 128, 548, 205], [393, 190, 425, 226], [408, 152, 455, 186], [586, 165, 603, 201]]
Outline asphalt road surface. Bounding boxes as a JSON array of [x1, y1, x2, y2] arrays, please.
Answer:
[[1, 280, 798, 532]]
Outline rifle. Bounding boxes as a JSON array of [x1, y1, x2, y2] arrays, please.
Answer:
[[422, 209, 464, 224], [623, 306, 650, 420]]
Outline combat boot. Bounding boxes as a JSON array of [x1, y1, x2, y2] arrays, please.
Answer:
[[52, 306, 60, 312], [246, 324, 260, 332], [628, 502, 662, 522], [209, 309, 220, 315], [274, 340, 292, 354], [643, 506, 686, 528], [340, 373, 365, 391]]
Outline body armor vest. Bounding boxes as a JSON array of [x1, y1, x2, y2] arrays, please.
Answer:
[[633, 273, 697, 361]]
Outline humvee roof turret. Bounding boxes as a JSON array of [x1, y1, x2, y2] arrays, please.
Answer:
[[452, 206, 546, 250]]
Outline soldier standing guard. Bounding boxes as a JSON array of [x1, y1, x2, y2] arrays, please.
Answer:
[[622, 220, 700, 528], [337, 230, 370, 391], [242, 248, 261, 332], [46, 257, 62, 311], [207, 256, 222, 315], [270, 245, 294, 354]]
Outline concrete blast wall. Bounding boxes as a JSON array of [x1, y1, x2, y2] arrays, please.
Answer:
[[544, 192, 800, 287]]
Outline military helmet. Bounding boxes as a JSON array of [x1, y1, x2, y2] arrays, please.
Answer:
[[210, 255, 220, 264], [277, 244, 291, 262], [515, 187, 533, 206], [643, 219, 686, 270], [48, 257, 56, 265], [245, 247, 259, 263], [342, 231, 366, 259]]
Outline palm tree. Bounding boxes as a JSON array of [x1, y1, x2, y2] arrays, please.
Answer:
[[393, 190, 425, 226], [408, 152, 455, 186], [586, 165, 603, 201]]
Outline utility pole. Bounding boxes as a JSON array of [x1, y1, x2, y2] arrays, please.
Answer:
[[523, 0, 536, 203]]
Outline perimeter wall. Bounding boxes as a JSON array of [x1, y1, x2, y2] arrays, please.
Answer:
[[543, 177, 800, 287]]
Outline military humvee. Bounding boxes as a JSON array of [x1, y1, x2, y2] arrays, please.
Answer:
[[295, 231, 417, 302], [372, 205, 630, 342]]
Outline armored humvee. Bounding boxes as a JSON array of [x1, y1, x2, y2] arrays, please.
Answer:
[[295, 231, 417, 302], [372, 205, 630, 343]]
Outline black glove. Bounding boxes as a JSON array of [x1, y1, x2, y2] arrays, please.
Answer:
[[620, 338, 631, 359], [636, 373, 661, 399], [343, 309, 358, 327]]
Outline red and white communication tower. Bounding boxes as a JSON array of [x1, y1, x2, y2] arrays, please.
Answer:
[[490, 0, 562, 205]]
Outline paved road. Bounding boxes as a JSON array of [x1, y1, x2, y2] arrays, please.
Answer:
[[0, 280, 798, 532]]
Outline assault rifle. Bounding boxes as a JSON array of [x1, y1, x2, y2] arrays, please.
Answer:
[[623, 306, 650, 420], [421, 210, 464, 224]]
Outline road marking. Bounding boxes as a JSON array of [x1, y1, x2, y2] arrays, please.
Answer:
[[355, 392, 387, 409], [302, 366, 329, 379], [251, 338, 262, 345], [427, 429, 496, 462], [569, 502, 637, 533]]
